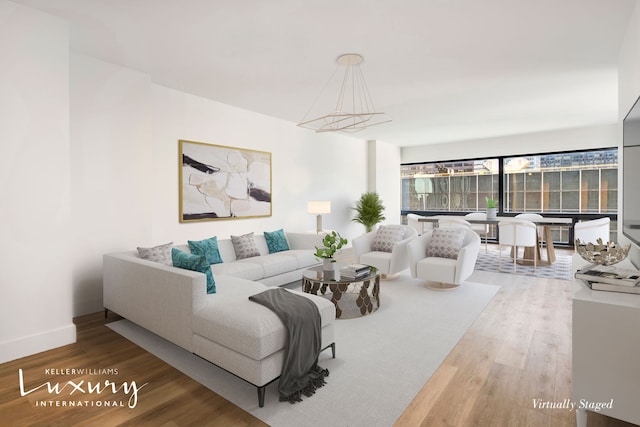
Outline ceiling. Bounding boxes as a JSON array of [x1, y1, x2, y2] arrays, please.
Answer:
[[13, 0, 638, 147]]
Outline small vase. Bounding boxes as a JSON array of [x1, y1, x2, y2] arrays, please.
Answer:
[[322, 258, 335, 271], [486, 208, 497, 220], [323, 269, 335, 281]]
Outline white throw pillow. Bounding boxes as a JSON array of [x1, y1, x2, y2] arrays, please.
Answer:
[[426, 229, 465, 259], [371, 225, 406, 252]]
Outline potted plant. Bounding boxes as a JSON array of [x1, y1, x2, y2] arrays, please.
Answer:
[[314, 231, 348, 270], [352, 192, 386, 232], [485, 197, 498, 220]]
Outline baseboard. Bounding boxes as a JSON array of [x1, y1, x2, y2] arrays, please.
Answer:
[[0, 323, 77, 364]]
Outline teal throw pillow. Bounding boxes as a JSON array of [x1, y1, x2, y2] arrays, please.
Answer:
[[188, 236, 223, 265], [171, 248, 216, 294], [264, 229, 290, 254]]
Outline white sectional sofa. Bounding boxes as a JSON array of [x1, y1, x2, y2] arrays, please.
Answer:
[[103, 232, 336, 407]]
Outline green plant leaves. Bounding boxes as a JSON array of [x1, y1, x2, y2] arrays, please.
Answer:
[[315, 230, 348, 259], [352, 192, 386, 232]]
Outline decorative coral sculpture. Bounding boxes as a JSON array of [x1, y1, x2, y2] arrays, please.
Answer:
[[575, 238, 630, 266]]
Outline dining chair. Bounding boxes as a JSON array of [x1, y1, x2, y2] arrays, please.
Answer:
[[406, 213, 432, 235], [515, 213, 544, 247], [465, 212, 489, 252], [438, 217, 472, 230], [498, 219, 538, 273], [574, 217, 610, 246]]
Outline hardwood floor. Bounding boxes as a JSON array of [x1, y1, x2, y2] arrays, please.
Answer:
[[0, 313, 267, 427], [395, 254, 636, 427], [1, 249, 636, 426]]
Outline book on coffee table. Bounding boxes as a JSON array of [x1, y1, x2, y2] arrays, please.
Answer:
[[339, 264, 372, 279], [341, 263, 370, 273]]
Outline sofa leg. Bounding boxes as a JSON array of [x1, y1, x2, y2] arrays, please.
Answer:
[[257, 385, 265, 407], [321, 342, 336, 358]]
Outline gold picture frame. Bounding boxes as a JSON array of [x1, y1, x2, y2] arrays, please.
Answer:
[[178, 139, 272, 222]]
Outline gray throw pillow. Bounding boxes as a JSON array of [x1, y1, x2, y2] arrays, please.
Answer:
[[231, 232, 261, 259], [137, 242, 173, 265], [371, 225, 406, 252], [426, 228, 465, 259]]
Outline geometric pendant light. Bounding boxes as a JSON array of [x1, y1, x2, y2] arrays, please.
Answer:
[[298, 53, 392, 133]]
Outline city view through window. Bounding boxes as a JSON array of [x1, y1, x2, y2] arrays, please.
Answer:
[[401, 148, 618, 244]]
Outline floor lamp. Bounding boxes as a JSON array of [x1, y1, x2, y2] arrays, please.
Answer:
[[308, 201, 331, 233]]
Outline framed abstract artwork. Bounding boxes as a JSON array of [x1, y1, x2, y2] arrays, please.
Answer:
[[179, 140, 272, 222]]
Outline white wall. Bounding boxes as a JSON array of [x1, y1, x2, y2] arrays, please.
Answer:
[[0, 1, 75, 363], [618, 1, 640, 266], [401, 124, 618, 164], [619, 3, 640, 116], [70, 54, 153, 315]]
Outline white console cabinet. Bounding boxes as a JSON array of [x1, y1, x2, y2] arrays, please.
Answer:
[[572, 257, 640, 426]]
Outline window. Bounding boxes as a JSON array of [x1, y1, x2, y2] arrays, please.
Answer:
[[503, 150, 618, 214], [401, 159, 499, 212], [401, 148, 618, 245]]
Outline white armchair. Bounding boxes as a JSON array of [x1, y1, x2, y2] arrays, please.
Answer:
[[352, 225, 418, 277], [407, 228, 481, 290]]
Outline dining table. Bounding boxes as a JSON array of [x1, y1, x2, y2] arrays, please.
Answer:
[[417, 215, 574, 266]]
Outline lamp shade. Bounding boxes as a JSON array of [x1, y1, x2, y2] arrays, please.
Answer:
[[307, 201, 331, 215]]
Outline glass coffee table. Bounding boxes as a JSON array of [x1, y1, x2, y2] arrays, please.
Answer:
[[301, 264, 380, 319]]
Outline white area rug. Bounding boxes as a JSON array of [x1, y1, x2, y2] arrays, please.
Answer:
[[107, 274, 499, 427]]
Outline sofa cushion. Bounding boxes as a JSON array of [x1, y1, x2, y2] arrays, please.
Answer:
[[371, 225, 406, 252], [416, 256, 458, 283], [241, 253, 298, 278], [426, 228, 465, 259], [215, 239, 237, 262], [137, 242, 173, 265], [171, 248, 216, 294], [264, 228, 290, 254], [193, 276, 335, 360], [359, 251, 392, 273], [231, 232, 261, 259], [188, 236, 223, 265], [211, 261, 264, 281], [285, 249, 320, 269]]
